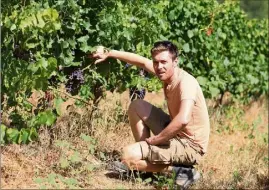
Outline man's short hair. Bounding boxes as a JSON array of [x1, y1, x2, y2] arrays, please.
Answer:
[[151, 41, 179, 60]]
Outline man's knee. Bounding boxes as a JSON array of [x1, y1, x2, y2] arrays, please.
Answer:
[[121, 146, 132, 161], [121, 143, 143, 161], [128, 99, 152, 120], [128, 99, 144, 115]]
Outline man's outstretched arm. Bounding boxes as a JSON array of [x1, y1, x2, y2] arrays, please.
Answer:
[[91, 46, 156, 74]]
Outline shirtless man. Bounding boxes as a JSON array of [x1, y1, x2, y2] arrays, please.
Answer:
[[92, 41, 210, 188]]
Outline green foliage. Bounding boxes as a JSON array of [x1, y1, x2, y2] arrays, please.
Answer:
[[233, 170, 243, 183], [152, 173, 175, 189], [167, 0, 268, 101], [34, 173, 80, 189], [0, 124, 7, 145], [1, 0, 268, 144], [217, 0, 268, 19], [34, 135, 100, 189], [1, 123, 38, 144], [80, 133, 97, 154]]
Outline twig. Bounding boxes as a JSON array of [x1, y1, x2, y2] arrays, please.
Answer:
[[82, 64, 92, 72], [24, 98, 36, 108], [47, 86, 99, 109]]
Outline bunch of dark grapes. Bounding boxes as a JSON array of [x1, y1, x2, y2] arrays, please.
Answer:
[[129, 87, 146, 101], [65, 69, 84, 95], [127, 67, 148, 101], [13, 44, 34, 62]]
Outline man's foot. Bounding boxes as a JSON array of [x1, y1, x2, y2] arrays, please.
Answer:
[[107, 161, 155, 180], [107, 161, 130, 174], [173, 166, 200, 189]]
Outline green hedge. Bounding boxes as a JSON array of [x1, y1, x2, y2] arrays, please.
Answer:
[[1, 0, 268, 143]]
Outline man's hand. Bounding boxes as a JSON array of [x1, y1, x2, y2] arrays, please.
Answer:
[[145, 136, 170, 146], [90, 46, 109, 64]]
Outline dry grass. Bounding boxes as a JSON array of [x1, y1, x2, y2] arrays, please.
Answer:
[[194, 98, 268, 189], [1, 91, 268, 189]]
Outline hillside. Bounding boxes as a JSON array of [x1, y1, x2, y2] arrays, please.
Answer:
[[1, 91, 268, 189]]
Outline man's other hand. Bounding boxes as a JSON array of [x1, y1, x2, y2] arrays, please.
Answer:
[[90, 46, 109, 64], [145, 136, 170, 146], [145, 136, 159, 145]]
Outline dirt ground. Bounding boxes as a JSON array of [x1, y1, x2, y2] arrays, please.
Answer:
[[1, 91, 268, 189]]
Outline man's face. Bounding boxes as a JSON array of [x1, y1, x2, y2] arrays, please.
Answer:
[[152, 50, 178, 83]]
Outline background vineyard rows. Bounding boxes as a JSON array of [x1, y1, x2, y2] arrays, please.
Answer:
[[1, 0, 268, 144]]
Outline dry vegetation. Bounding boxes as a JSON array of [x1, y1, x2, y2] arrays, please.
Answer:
[[1, 91, 268, 189]]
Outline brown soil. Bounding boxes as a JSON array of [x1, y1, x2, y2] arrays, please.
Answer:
[[1, 92, 268, 189], [1, 145, 38, 189]]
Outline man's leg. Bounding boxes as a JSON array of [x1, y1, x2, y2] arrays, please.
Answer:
[[124, 100, 200, 187], [127, 100, 152, 141], [124, 99, 173, 172], [121, 142, 173, 173], [119, 140, 201, 188], [127, 99, 169, 141]]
